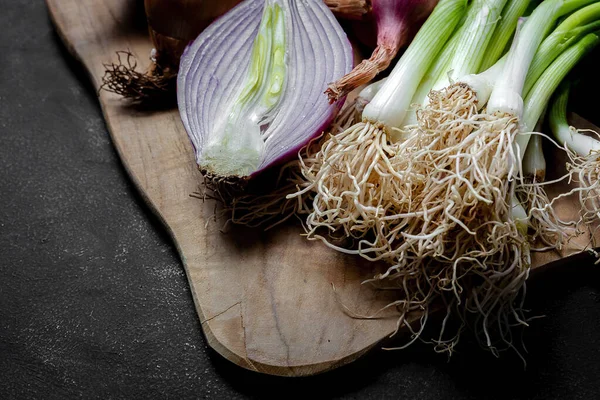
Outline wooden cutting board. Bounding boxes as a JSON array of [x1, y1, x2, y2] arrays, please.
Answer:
[[46, 0, 599, 377]]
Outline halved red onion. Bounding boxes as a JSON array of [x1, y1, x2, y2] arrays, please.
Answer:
[[177, 0, 353, 180]]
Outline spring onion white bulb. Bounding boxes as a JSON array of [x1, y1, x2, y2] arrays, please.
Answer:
[[549, 81, 600, 156]]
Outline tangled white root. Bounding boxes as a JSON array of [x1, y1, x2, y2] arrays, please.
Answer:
[[387, 84, 531, 354], [292, 121, 405, 258], [295, 83, 534, 354], [516, 176, 577, 251]]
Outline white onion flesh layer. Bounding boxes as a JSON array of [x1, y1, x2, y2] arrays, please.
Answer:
[[177, 0, 353, 178]]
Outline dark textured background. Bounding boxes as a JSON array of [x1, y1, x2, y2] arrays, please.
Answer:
[[1, 1, 600, 399]]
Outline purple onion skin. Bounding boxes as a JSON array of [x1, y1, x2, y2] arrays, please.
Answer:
[[373, 0, 439, 50]]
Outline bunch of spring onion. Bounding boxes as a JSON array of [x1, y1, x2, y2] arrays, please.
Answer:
[[289, 0, 600, 354]]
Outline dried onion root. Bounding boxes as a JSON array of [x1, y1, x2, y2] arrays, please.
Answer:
[[193, 136, 327, 230], [219, 138, 325, 229], [381, 86, 530, 354], [100, 51, 176, 103]]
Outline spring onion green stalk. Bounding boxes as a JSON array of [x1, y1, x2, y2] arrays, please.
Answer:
[[523, 2, 600, 96], [479, 0, 531, 71], [518, 32, 600, 157], [415, 0, 473, 85], [402, 30, 461, 125], [549, 81, 600, 155]]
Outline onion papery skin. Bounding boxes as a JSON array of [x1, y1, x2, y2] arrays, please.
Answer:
[[177, 0, 353, 179]]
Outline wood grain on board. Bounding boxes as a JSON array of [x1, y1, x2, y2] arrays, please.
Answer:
[[46, 0, 599, 376]]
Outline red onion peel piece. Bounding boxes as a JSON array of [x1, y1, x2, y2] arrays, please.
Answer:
[[326, 0, 438, 103]]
